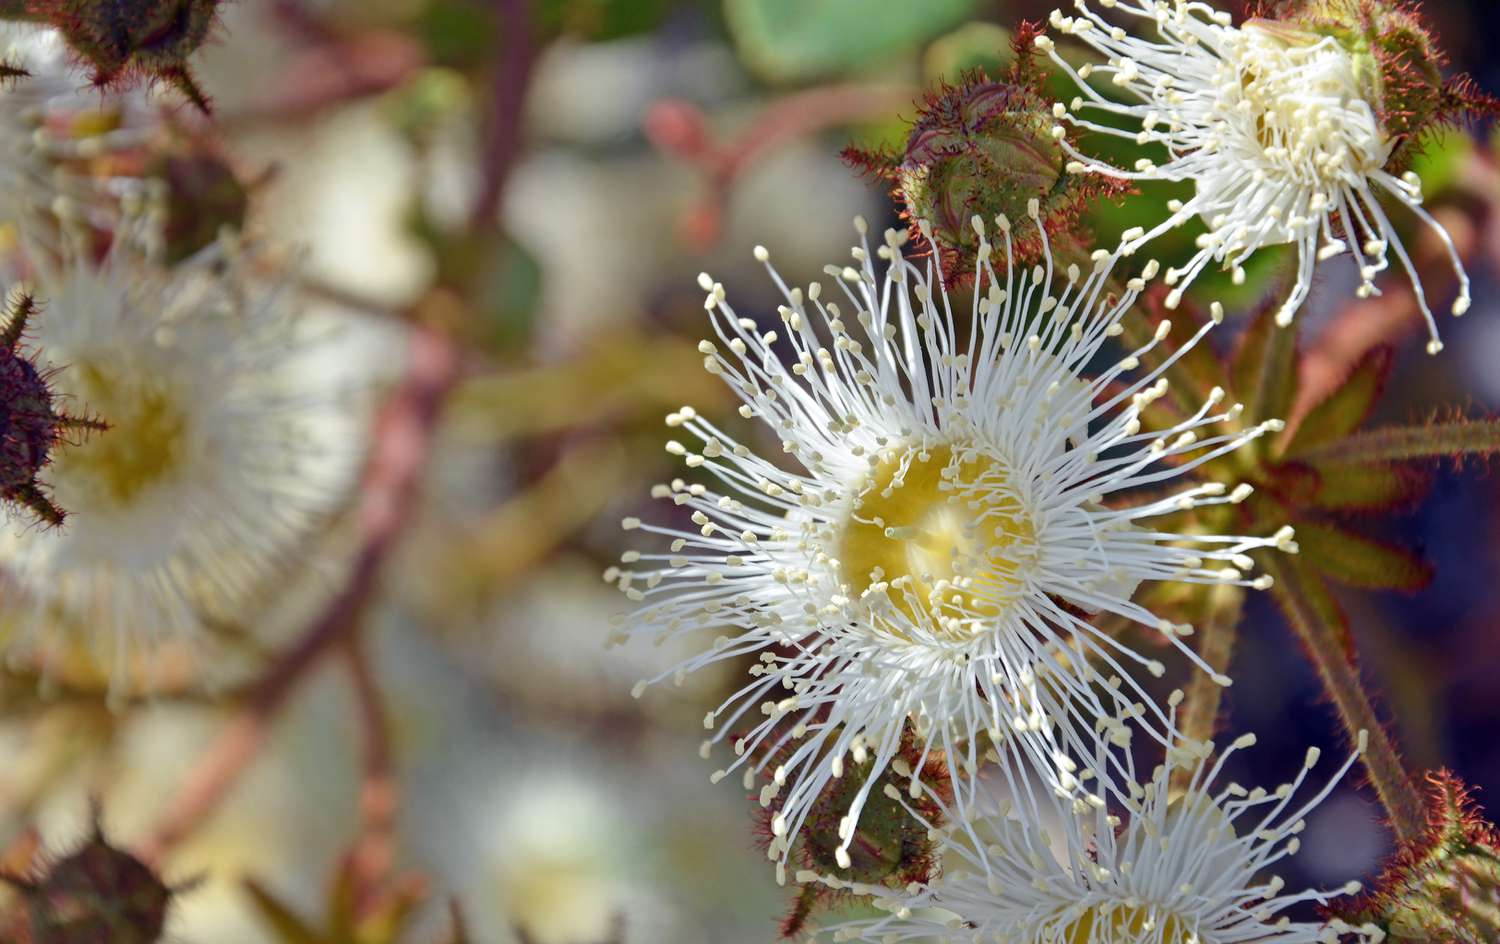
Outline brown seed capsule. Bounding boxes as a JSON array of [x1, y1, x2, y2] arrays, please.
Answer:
[[2, 805, 188, 944]]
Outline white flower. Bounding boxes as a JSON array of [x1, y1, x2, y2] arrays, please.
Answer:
[[0, 220, 363, 695], [1040, 0, 1471, 354], [828, 723, 1380, 944], [0, 24, 159, 230], [608, 205, 1290, 875]]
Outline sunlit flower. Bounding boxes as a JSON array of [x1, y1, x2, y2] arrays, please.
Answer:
[[828, 719, 1380, 944], [1040, 1, 1471, 353], [0, 218, 363, 696], [608, 206, 1291, 874]]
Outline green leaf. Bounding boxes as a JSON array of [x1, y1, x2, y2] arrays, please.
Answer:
[[1231, 299, 1299, 426], [1308, 462, 1426, 511], [1407, 126, 1475, 198], [725, 0, 975, 83], [244, 879, 322, 944], [1292, 418, 1500, 465], [1295, 521, 1434, 593], [1282, 347, 1392, 459]]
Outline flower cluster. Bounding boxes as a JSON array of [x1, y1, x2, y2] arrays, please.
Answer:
[[610, 0, 1491, 939]]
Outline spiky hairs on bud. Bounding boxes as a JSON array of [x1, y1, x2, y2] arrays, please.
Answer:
[[1253, 0, 1499, 169], [0, 291, 105, 527], [13, 0, 224, 112], [842, 22, 1125, 283], [1344, 770, 1500, 942], [1, 804, 186, 943]]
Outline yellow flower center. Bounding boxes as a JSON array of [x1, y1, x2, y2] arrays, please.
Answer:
[[1062, 903, 1189, 944], [838, 444, 1036, 636], [52, 360, 189, 507]]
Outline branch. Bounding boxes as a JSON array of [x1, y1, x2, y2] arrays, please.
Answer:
[[470, 0, 538, 230], [1293, 419, 1500, 465], [137, 326, 459, 864], [344, 635, 398, 909]]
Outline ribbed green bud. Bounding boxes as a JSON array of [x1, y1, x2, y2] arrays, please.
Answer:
[[843, 23, 1124, 283], [1350, 772, 1500, 943]]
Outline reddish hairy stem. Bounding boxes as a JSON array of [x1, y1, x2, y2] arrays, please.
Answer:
[[1261, 554, 1426, 844], [344, 635, 399, 908]]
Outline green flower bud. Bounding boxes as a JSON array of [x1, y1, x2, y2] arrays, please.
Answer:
[[844, 22, 1126, 283]]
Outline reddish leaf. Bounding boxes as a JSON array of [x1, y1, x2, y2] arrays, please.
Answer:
[[1295, 521, 1434, 593], [1282, 346, 1394, 459], [1308, 462, 1429, 512]]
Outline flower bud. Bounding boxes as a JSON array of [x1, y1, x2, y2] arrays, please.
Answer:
[[0, 293, 105, 527], [1346, 771, 1500, 942], [16, 0, 224, 112], [154, 151, 249, 263], [755, 727, 950, 937], [2, 807, 183, 944], [843, 23, 1125, 283]]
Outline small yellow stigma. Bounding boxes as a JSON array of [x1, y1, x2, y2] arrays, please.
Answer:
[[838, 444, 1036, 636], [53, 361, 188, 506], [1061, 903, 1190, 944]]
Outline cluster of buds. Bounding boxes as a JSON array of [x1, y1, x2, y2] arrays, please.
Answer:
[[753, 727, 950, 939], [0, 0, 225, 112], [1254, 0, 1499, 168], [842, 22, 1125, 283], [0, 292, 105, 527], [0, 806, 187, 943]]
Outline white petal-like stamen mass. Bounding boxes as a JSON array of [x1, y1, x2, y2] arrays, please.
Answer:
[[0, 220, 364, 696], [1040, 0, 1471, 354], [826, 724, 1381, 943], [609, 208, 1289, 874]]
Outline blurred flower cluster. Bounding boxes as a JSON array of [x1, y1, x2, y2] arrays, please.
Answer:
[[0, 0, 1499, 942]]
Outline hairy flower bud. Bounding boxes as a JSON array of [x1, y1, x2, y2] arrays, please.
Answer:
[[1347, 771, 1500, 942], [155, 151, 249, 263], [843, 23, 1125, 282], [14, 0, 224, 112], [1255, 0, 1498, 168], [0, 292, 105, 526], [754, 728, 949, 938], [1, 807, 185, 944]]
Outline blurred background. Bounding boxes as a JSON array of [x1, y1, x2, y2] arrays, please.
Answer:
[[3, 0, 1500, 941]]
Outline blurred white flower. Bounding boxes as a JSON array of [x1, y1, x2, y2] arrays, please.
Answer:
[[830, 724, 1379, 944], [1041, 1, 1470, 352], [0, 218, 364, 695], [609, 207, 1289, 873], [0, 24, 161, 230]]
